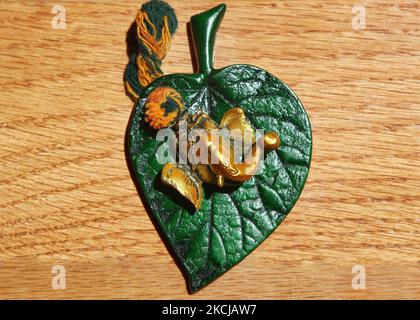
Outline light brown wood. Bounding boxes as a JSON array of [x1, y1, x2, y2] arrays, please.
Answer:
[[0, 0, 419, 299]]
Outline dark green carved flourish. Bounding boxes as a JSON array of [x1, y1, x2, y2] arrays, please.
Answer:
[[127, 4, 312, 292]]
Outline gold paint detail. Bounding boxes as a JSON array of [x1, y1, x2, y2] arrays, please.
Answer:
[[136, 11, 171, 60], [136, 55, 163, 88], [220, 107, 256, 144], [160, 108, 281, 210], [216, 174, 224, 188], [161, 163, 203, 210], [134, 11, 173, 88], [263, 131, 281, 151]]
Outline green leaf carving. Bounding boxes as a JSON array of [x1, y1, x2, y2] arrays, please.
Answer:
[[127, 4, 312, 292]]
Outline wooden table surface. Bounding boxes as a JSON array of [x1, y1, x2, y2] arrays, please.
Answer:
[[0, 0, 419, 299]]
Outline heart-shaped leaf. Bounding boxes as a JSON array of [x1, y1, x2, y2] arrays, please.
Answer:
[[127, 4, 312, 292]]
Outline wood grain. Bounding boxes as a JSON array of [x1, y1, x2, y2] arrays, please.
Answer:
[[0, 0, 418, 299]]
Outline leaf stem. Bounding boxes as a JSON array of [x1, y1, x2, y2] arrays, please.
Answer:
[[190, 4, 226, 75]]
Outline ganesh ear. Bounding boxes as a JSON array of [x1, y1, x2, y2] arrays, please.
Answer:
[[220, 107, 256, 143], [161, 163, 203, 210]]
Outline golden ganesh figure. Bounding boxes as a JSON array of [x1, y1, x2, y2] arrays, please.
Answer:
[[144, 87, 281, 210]]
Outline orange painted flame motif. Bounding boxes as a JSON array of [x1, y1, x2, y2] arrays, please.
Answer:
[[144, 87, 184, 130]]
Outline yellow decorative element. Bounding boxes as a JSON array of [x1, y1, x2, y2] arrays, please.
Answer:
[[220, 107, 256, 144], [136, 55, 163, 88], [161, 163, 203, 210], [216, 174, 224, 188], [144, 87, 184, 130], [136, 11, 172, 60], [160, 108, 281, 210], [263, 131, 280, 151]]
